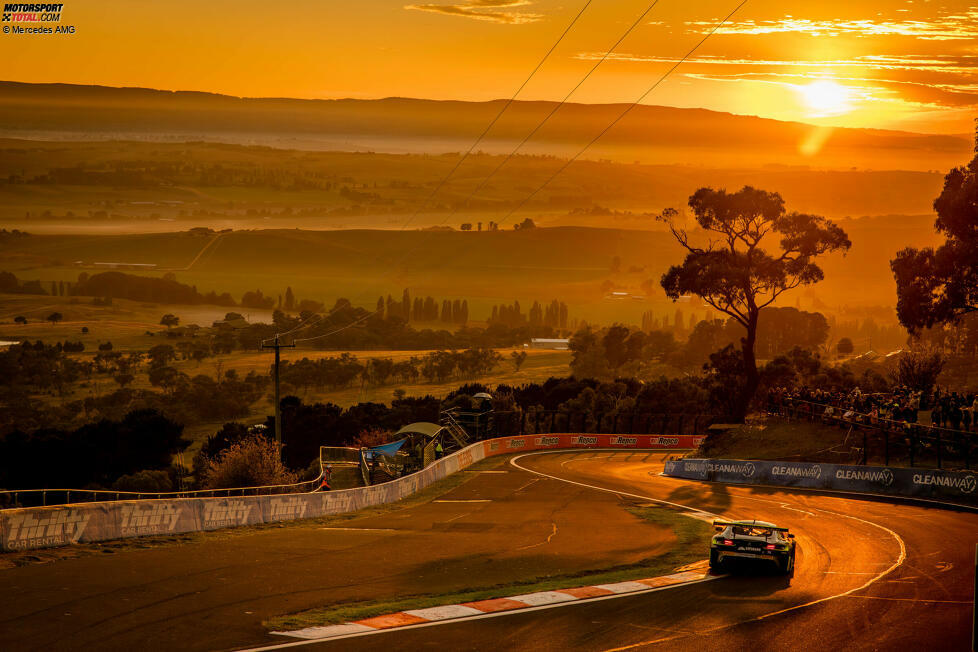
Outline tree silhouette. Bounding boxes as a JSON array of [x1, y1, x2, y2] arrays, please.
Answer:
[[892, 130, 978, 332], [160, 313, 180, 329], [836, 337, 854, 357], [46, 312, 63, 324], [511, 350, 528, 372], [660, 186, 850, 421]]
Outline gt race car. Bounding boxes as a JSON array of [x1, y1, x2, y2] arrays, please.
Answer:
[[709, 520, 796, 575]]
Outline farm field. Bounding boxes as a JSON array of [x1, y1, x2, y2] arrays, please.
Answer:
[[0, 219, 944, 329]]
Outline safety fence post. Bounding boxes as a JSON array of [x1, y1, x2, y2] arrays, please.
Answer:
[[884, 429, 889, 466]]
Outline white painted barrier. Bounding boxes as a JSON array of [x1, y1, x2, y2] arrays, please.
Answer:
[[0, 433, 703, 552]]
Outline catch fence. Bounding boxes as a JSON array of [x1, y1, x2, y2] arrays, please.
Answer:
[[490, 410, 725, 438], [771, 398, 977, 470]]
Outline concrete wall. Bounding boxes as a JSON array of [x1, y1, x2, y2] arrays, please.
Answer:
[[1, 433, 704, 552]]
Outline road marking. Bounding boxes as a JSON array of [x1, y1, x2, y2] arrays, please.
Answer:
[[516, 522, 558, 551], [505, 452, 908, 652], [318, 527, 397, 532], [432, 499, 491, 503], [442, 511, 471, 523], [843, 595, 971, 604], [515, 478, 541, 492], [239, 449, 906, 652]]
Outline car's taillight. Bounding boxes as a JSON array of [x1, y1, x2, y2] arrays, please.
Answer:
[[765, 544, 776, 550], [723, 539, 734, 546]]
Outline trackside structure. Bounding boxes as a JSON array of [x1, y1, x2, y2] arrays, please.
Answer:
[[0, 434, 704, 552]]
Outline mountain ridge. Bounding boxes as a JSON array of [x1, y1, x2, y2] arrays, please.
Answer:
[[0, 80, 969, 171]]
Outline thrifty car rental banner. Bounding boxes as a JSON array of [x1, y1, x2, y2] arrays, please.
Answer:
[[0, 434, 704, 552]]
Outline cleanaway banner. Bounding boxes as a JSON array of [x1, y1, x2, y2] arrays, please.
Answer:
[[0, 433, 701, 552], [663, 458, 978, 505]]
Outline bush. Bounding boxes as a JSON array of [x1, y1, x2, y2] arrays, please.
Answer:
[[200, 435, 295, 489], [112, 469, 173, 493]]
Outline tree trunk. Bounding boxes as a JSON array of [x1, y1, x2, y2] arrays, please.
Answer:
[[735, 313, 760, 422]]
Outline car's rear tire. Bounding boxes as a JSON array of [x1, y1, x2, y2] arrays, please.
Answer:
[[709, 550, 721, 572], [780, 554, 795, 577]]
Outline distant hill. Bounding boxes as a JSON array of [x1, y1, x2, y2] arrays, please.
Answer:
[[0, 81, 969, 171]]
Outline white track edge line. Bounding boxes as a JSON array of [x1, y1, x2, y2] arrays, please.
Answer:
[[510, 451, 909, 638]]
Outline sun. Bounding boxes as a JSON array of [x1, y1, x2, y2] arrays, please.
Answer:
[[800, 80, 852, 116]]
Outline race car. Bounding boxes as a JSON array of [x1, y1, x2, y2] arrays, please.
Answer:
[[709, 519, 796, 575]]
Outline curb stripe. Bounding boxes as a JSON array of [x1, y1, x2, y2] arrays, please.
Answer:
[[270, 569, 712, 642]]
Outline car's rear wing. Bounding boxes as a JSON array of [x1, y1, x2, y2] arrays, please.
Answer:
[[712, 520, 790, 532]]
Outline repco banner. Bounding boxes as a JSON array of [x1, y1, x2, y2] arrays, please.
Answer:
[[1, 433, 702, 552], [663, 458, 978, 505]]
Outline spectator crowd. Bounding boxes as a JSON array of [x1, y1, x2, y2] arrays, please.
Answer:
[[767, 386, 978, 434]]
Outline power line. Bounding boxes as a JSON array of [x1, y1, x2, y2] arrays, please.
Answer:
[[261, 1, 596, 350], [496, 0, 750, 228], [276, 1, 748, 349], [355, 0, 664, 304], [292, 310, 376, 345], [430, 0, 662, 228], [397, 0, 595, 232]]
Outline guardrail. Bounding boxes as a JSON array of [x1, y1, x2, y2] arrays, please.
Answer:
[[0, 448, 331, 510], [0, 433, 703, 552], [663, 457, 978, 506], [770, 397, 976, 469]]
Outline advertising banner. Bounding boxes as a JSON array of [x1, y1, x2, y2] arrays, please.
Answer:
[[663, 458, 978, 505], [0, 432, 698, 551]]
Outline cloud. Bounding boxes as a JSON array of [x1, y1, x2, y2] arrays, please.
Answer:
[[574, 52, 978, 109], [405, 0, 542, 24], [573, 52, 978, 76], [683, 10, 978, 41]]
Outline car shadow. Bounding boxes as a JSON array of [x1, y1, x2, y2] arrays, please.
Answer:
[[709, 562, 793, 596]]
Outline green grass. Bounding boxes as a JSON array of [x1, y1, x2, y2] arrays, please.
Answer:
[[699, 416, 887, 466], [265, 504, 710, 631]]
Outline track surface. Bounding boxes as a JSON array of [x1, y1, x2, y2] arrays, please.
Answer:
[[0, 452, 678, 651], [3, 451, 976, 651], [264, 451, 978, 652]]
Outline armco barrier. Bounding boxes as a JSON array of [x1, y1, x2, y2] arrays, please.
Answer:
[[663, 458, 978, 505], [0, 433, 704, 552]]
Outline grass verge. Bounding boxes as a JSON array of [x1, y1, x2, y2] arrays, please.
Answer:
[[264, 504, 711, 632], [699, 417, 856, 464]]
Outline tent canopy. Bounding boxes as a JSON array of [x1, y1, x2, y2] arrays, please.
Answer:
[[394, 422, 446, 440]]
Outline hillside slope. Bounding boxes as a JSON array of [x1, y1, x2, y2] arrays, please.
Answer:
[[0, 81, 969, 171]]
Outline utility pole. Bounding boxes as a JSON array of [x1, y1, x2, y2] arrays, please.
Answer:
[[261, 334, 295, 457]]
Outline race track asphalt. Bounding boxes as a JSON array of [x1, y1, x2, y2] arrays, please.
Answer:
[[257, 451, 978, 652], [0, 452, 678, 651]]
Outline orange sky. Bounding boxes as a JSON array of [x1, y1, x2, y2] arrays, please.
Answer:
[[0, 0, 975, 134]]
